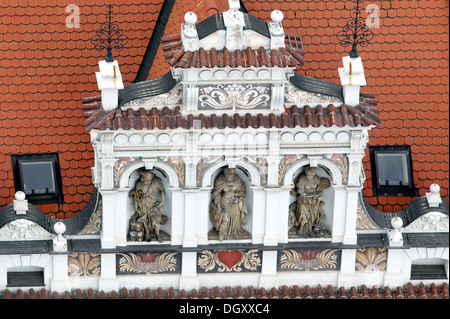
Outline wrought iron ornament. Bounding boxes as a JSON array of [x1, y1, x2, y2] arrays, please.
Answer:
[[90, 4, 128, 62], [336, 0, 374, 58]]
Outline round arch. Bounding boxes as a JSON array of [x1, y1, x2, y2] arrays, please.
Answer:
[[282, 157, 343, 187], [201, 161, 262, 188], [119, 159, 181, 189]]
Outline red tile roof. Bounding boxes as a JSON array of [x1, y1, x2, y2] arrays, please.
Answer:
[[0, 282, 448, 299], [239, 0, 449, 212], [0, 0, 164, 217], [161, 33, 305, 69], [82, 92, 380, 131], [0, 0, 448, 216]]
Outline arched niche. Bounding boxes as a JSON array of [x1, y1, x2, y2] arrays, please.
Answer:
[[125, 164, 175, 243], [284, 158, 341, 239], [119, 159, 180, 189], [205, 163, 255, 242]]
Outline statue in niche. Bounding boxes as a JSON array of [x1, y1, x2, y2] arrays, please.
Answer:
[[289, 166, 331, 237], [209, 167, 249, 241], [129, 169, 168, 242]]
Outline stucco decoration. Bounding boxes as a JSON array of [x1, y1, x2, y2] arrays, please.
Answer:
[[128, 169, 168, 242], [121, 83, 183, 108], [198, 83, 271, 111], [0, 219, 51, 241], [117, 252, 179, 275], [278, 249, 340, 271], [284, 82, 342, 105], [209, 167, 249, 241], [288, 166, 331, 237], [197, 249, 261, 273], [404, 212, 449, 232], [68, 253, 101, 276], [355, 248, 387, 271]]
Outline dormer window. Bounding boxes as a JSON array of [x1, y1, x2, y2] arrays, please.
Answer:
[[369, 146, 417, 196], [12, 154, 64, 205]]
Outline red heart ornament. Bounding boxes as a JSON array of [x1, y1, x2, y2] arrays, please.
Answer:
[[218, 250, 242, 269]]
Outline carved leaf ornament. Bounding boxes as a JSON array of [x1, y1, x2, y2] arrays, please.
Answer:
[[199, 84, 270, 110], [198, 249, 261, 272], [280, 249, 338, 271], [118, 252, 177, 274]]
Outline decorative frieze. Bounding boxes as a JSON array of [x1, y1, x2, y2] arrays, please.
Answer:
[[197, 249, 261, 273], [278, 248, 340, 271], [0, 219, 51, 241], [117, 252, 181, 275], [355, 248, 387, 272], [68, 253, 101, 276]]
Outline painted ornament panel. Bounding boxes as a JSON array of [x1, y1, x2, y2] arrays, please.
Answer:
[[197, 249, 262, 273], [117, 252, 180, 275], [278, 249, 340, 271], [68, 253, 101, 276], [355, 248, 387, 271]]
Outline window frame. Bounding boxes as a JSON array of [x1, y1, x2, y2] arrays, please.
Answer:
[[11, 153, 64, 205], [369, 146, 417, 197]]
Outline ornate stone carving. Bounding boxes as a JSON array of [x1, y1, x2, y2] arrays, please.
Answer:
[[284, 82, 341, 105], [199, 84, 270, 111], [289, 166, 331, 237], [404, 212, 449, 232], [128, 169, 168, 242], [0, 219, 51, 240], [209, 167, 249, 241]]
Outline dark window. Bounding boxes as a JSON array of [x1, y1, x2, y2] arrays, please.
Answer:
[[12, 154, 64, 205], [369, 146, 417, 196], [410, 264, 447, 280], [7, 270, 45, 287]]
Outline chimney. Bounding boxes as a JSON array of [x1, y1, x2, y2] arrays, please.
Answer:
[[338, 56, 366, 106], [95, 60, 124, 111]]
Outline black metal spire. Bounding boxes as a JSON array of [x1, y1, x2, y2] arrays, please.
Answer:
[[90, 4, 129, 62], [336, 0, 374, 58]]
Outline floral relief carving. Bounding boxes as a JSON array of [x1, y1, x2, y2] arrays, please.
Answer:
[[284, 82, 342, 105], [355, 248, 387, 272], [279, 249, 339, 271], [198, 249, 261, 273], [199, 84, 270, 111], [68, 253, 101, 276], [118, 252, 179, 275]]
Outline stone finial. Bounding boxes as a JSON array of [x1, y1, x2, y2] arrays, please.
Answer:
[[338, 56, 366, 106], [182, 12, 199, 51], [426, 183, 442, 208], [268, 10, 285, 49], [53, 222, 68, 252], [95, 60, 124, 111], [13, 191, 28, 215], [387, 217, 403, 247]]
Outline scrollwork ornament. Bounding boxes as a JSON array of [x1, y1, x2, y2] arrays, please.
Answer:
[[336, 0, 374, 57], [90, 4, 129, 62]]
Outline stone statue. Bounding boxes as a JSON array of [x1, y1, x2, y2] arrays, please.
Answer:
[[129, 169, 168, 242], [210, 167, 249, 241], [289, 166, 330, 237]]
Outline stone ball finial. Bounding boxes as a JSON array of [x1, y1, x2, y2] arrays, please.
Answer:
[[54, 222, 66, 236], [184, 12, 197, 25], [391, 217, 403, 230], [430, 183, 440, 194], [271, 10, 284, 23], [15, 191, 26, 201]]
